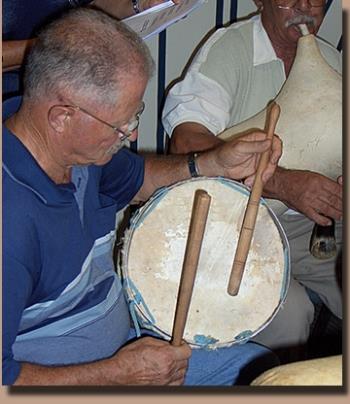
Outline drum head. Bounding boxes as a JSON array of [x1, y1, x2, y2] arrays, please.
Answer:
[[122, 178, 290, 348]]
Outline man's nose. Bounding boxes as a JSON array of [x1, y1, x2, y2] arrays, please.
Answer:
[[294, 0, 313, 11]]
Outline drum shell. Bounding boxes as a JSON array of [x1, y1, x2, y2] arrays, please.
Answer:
[[120, 177, 290, 348]]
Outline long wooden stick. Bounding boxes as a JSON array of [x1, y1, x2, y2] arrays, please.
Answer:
[[227, 102, 281, 296], [171, 189, 211, 346]]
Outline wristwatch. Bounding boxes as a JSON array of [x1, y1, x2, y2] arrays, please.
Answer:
[[188, 152, 200, 178], [132, 0, 141, 14]]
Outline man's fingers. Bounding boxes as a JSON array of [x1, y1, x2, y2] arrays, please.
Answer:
[[261, 165, 276, 183], [313, 199, 342, 221], [243, 175, 255, 188], [319, 193, 342, 214], [169, 368, 187, 386], [175, 359, 190, 370], [172, 342, 192, 361], [270, 135, 282, 164], [307, 209, 333, 226], [235, 138, 272, 154]]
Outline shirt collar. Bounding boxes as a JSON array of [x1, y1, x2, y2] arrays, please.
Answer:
[[252, 14, 280, 67], [2, 96, 77, 205]]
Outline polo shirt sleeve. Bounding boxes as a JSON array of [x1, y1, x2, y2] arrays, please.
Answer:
[[162, 71, 233, 137], [2, 254, 35, 385], [2, 178, 42, 384], [162, 28, 237, 137], [99, 148, 145, 209]]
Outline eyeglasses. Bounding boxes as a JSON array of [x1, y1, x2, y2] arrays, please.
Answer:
[[54, 101, 145, 141], [274, 0, 325, 8]]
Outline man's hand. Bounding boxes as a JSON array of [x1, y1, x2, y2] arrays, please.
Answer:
[[198, 130, 282, 185], [109, 336, 191, 385], [265, 169, 343, 226], [136, 130, 281, 204], [14, 336, 191, 385]]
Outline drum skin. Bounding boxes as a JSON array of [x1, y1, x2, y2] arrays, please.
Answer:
[[121, 178, 290, 348]]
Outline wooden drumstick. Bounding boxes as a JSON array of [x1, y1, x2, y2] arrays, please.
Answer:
[[171, 189, 211, 346], [227, 101, 281, 296]]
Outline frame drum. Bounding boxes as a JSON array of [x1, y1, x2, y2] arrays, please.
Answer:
[[121, 177, 290, 348]]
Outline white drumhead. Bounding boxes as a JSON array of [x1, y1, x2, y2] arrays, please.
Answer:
[[122, 178, 289, 348]]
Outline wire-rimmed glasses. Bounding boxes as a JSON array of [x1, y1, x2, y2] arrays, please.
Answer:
[[52, 101, 145, 141]]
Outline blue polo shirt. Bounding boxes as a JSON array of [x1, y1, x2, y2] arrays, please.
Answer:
[[2, 97, 145, 385]]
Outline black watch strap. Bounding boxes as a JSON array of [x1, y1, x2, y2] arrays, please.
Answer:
[[188, 152, 200, 178], [132, 0, 141, 14]]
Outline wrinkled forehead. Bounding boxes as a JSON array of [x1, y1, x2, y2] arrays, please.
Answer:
[[259, 0, 326, 8]]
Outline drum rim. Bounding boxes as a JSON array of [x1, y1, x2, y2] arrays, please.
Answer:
[[120, 177, 291, 348]]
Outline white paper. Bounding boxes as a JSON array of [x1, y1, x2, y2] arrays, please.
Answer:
[[123, 0, 206, 40]]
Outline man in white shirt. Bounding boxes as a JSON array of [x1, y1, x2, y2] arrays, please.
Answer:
[[162, 0, 342, 361]]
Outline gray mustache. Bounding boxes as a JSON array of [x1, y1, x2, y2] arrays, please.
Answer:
[[285, 15, 316, 28]]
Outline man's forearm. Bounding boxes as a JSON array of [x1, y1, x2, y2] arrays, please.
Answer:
[[133, 130, 281, 204], [2, 1, 145, 72], [262, 166, 291, 203], [14, 358, 120, 386], [132, 153, 195, 203], [91, 0, 137, 19], [135, 122, 232, 202], [92, 0, 170, 19], [13, 336, 192, 386], [2, 2, 172, 71], [169, 122, 224, 154], [133, 150, 225, 203], [2, 39, 36, 70]]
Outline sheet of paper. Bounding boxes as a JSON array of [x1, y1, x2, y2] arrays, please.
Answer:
[[123, 0, 206, 40]]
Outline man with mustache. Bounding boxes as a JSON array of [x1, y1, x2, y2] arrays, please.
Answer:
[[162, 0, 342, 362]]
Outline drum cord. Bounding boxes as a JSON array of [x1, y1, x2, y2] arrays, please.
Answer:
[[123, 277, 156, 337]]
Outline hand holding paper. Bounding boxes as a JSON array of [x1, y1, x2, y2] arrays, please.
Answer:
[[124, 0, 206, 39]]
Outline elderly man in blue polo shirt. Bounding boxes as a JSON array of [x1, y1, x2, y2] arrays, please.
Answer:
[[2, 8, 282, 386]]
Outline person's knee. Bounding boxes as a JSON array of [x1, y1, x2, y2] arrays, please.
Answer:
[[235, 343, 280, 385], [252, 281, 315, 349], [184, 342, 275, 385], [288, 282, 315, 327]]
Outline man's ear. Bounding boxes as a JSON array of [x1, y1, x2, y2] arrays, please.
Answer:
[[48, 105, 73, 133]]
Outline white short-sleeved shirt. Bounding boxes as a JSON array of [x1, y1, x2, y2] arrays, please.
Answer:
[[162, 15, 341, 137]]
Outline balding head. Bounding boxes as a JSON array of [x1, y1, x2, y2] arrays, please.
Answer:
[[23, 8, 154, 106]]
